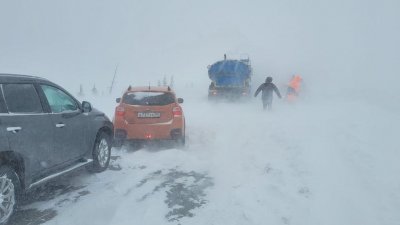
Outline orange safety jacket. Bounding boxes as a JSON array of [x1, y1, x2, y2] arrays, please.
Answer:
[[289, 75, 302, 93]]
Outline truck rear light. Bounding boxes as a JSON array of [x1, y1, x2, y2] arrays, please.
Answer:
[[145, 133, 152, 139], [173, 107, 182, 116], [115, 106, 125, 117]]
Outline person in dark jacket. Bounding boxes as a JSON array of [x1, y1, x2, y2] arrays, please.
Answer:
[[254, 76, 282, 110]]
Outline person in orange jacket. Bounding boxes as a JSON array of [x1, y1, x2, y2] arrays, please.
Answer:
[[286, 75, 302, 102]]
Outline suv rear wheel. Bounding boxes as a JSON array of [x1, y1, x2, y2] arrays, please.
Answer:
[[175, 125, 186, 147], [88, 131, 111, 172], [0, 166, 20, 225], [175, 135, 185, 147]]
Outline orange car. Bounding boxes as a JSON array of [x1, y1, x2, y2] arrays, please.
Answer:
[[113, 86, 185, 146]]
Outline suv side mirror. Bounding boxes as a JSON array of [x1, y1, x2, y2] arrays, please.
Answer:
[[177, 98, 184, 104], [116, 98, 121, 103], [82, 101, 92, 112]]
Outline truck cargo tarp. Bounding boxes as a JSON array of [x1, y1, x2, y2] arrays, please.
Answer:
[[208, 60, 251, 81]]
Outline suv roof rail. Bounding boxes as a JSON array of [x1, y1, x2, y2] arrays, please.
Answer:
[[0, 73, 48, 81]]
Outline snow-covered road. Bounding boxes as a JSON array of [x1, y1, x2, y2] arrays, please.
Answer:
[[9, 89, 400, 225]]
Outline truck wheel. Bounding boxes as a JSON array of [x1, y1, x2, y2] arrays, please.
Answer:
[[88, 131, 111, 172], [0, 166, 20, 225]]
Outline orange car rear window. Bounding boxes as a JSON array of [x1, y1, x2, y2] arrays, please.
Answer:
[[123, 92, 175, 106]]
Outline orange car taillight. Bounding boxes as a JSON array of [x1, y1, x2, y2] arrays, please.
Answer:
[[172, 107, 182, 117], [115, 106, 125, 117]]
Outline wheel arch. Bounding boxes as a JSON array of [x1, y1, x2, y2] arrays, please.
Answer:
[[0, 151, 25, 190], [98, 125, 113, 139]]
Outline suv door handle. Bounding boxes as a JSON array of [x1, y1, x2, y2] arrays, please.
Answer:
[[55, 123, 65, 128], [7, 127, 22, 133]]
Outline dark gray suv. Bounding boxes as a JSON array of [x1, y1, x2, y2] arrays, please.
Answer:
[[0, 74, 113, 224]]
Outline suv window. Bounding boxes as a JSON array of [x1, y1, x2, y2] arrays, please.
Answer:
[[0, 87, 7, 113], [123, 92, 175, 106], [41, 85, 79, 113], [3, 83, 43, 113]]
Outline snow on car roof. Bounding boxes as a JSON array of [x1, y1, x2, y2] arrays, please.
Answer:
[[124, 86, 174, 93]]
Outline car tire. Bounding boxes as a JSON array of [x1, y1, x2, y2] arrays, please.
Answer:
[[113, 139, 124, 149], [175, 125, 186, 147], [127, 141, 142, 151], [0, 166, 20, 225], [175, 135, 185, 147], [88, 131, 111, 173]]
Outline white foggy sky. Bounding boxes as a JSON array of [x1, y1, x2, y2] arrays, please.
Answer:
[[0, 0, 399, 95]]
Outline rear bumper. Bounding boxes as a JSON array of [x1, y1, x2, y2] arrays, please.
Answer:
[[209, 87, 250, 98], [114, 117, 184, 141]]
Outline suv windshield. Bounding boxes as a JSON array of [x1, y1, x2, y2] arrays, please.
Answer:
[[123, 92, 175, 106]]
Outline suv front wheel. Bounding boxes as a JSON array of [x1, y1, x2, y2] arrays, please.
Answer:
[[88, 131, 111, 172], [0, 166, 20, 225]]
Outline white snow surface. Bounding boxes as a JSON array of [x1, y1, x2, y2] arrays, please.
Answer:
[[20, 83, 397, 225], [1, 0, 400, 224]]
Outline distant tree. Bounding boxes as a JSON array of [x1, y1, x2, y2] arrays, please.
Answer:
[[77, 84, 84, 97], [92, 84, 98, 95], [170, 76, 174, 88], [157, 80, 161, 86], [163, 75, 167, 86]]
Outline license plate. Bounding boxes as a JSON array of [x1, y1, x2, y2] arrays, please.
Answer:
[[137, 112, 161, 118]]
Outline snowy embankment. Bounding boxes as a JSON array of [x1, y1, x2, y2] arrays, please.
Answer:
[[16, 84, 399, 225]]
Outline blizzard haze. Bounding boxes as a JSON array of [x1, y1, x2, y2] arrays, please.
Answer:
[[1, 0, 400, 94], [1, 1, 400, 225]]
